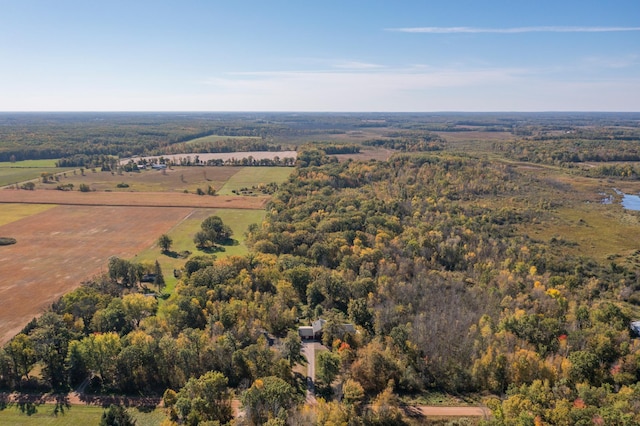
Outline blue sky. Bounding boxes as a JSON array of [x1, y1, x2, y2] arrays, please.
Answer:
[[1, 0, 639, 111]]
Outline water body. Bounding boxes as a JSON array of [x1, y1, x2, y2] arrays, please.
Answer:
[[612, 189, 640, 211]]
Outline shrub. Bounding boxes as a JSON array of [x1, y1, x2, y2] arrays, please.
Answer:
[[0, 237, 17, 246]]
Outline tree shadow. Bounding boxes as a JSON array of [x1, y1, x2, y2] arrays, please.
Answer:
[[162, 250, 180, 258], [0, 393, 8, 411], [200, 245, 226, 254]]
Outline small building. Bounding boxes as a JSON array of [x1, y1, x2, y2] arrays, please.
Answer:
[[631, 321, 640, 336], [298, 326, 315, 340], [298, 318, 356, 340]]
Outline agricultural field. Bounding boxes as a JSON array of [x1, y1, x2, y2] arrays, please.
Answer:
[[217, 166, 293, 195], [0, 204, 194, 345], [183, 134, 262, 144], [25, 165, 292, 195], [0, 163, 74, 188], [0, 159, 292, 345]]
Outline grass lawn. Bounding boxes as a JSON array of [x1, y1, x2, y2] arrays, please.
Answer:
[[134, 208, 266, 295], [0, 404, 165, 426], [218, 167, 293, 195], [0, 204, 56, 227]]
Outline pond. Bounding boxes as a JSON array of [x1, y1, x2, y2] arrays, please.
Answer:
[[610, 189, 640, 211]]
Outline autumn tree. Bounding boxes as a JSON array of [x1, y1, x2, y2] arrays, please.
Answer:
[[158, 234, 172, 253]]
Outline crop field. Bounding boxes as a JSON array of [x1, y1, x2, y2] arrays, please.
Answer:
[[0, 190, 270, 209], [0, 163, 292, 344], [29, 165, 294, 195], [0, 205, 193, 345], [0, 204, 56, 227], [217, 166, 293, 195], [0, 160, 60, 168], [29, 165, 239, 193], [184, 134, 262, 144]]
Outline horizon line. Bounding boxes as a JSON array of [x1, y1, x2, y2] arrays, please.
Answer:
[[387, 26, 640, 34]]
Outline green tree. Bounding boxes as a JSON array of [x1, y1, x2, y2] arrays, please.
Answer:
[[196, 215, 233, 247], [78, 332, 122, 385], [100, 405, 136, 426], [122, 293, 157, 328], [6, 333, 36, 381], [316, 350, 341, 386], [170, 371, 233, 425], [153, 260, 165, 292], [241, 376, 300, 425], [282, 330, 304, 365], [158, 234, 172, 253]]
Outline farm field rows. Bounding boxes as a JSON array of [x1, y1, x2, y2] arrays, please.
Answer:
[[0, 205, 194, 345]]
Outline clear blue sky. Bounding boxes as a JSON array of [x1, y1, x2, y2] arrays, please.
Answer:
[[1, 0, 639, 111]]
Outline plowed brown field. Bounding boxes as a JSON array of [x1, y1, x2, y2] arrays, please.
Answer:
[[0, 189, 269, 209], [0, 205, 194, 344]]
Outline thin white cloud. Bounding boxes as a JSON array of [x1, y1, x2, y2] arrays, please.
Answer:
[[388, 26, 640, 34], [332, 61, 384, 69]]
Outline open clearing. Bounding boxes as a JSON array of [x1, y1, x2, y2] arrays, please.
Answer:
[[0, 205, 193, 345], [218, 167, 292, 195], [134, 208, 266, 293]]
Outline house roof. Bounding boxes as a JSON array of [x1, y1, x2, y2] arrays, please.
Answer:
[[298, 326, 314, 336]]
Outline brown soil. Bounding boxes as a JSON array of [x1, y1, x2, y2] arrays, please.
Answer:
[[0, 189, 269, 209], [0, 205, 194, 345]]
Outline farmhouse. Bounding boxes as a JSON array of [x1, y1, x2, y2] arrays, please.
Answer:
[[298, 318, 356, 340]]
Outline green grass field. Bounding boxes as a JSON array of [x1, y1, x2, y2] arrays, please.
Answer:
[[0, 404, 165, 426], [0, 204, 57, 227], [134, 208, 266, 295], [183, 134, 261, 144], [0, 159, 74, 187], [218, 167, 292, 195], [0, 168, 74, 188], [0, 159, 60, 168]]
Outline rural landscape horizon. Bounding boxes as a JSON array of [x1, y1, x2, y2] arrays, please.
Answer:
[[2, 0, 640, 425]]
